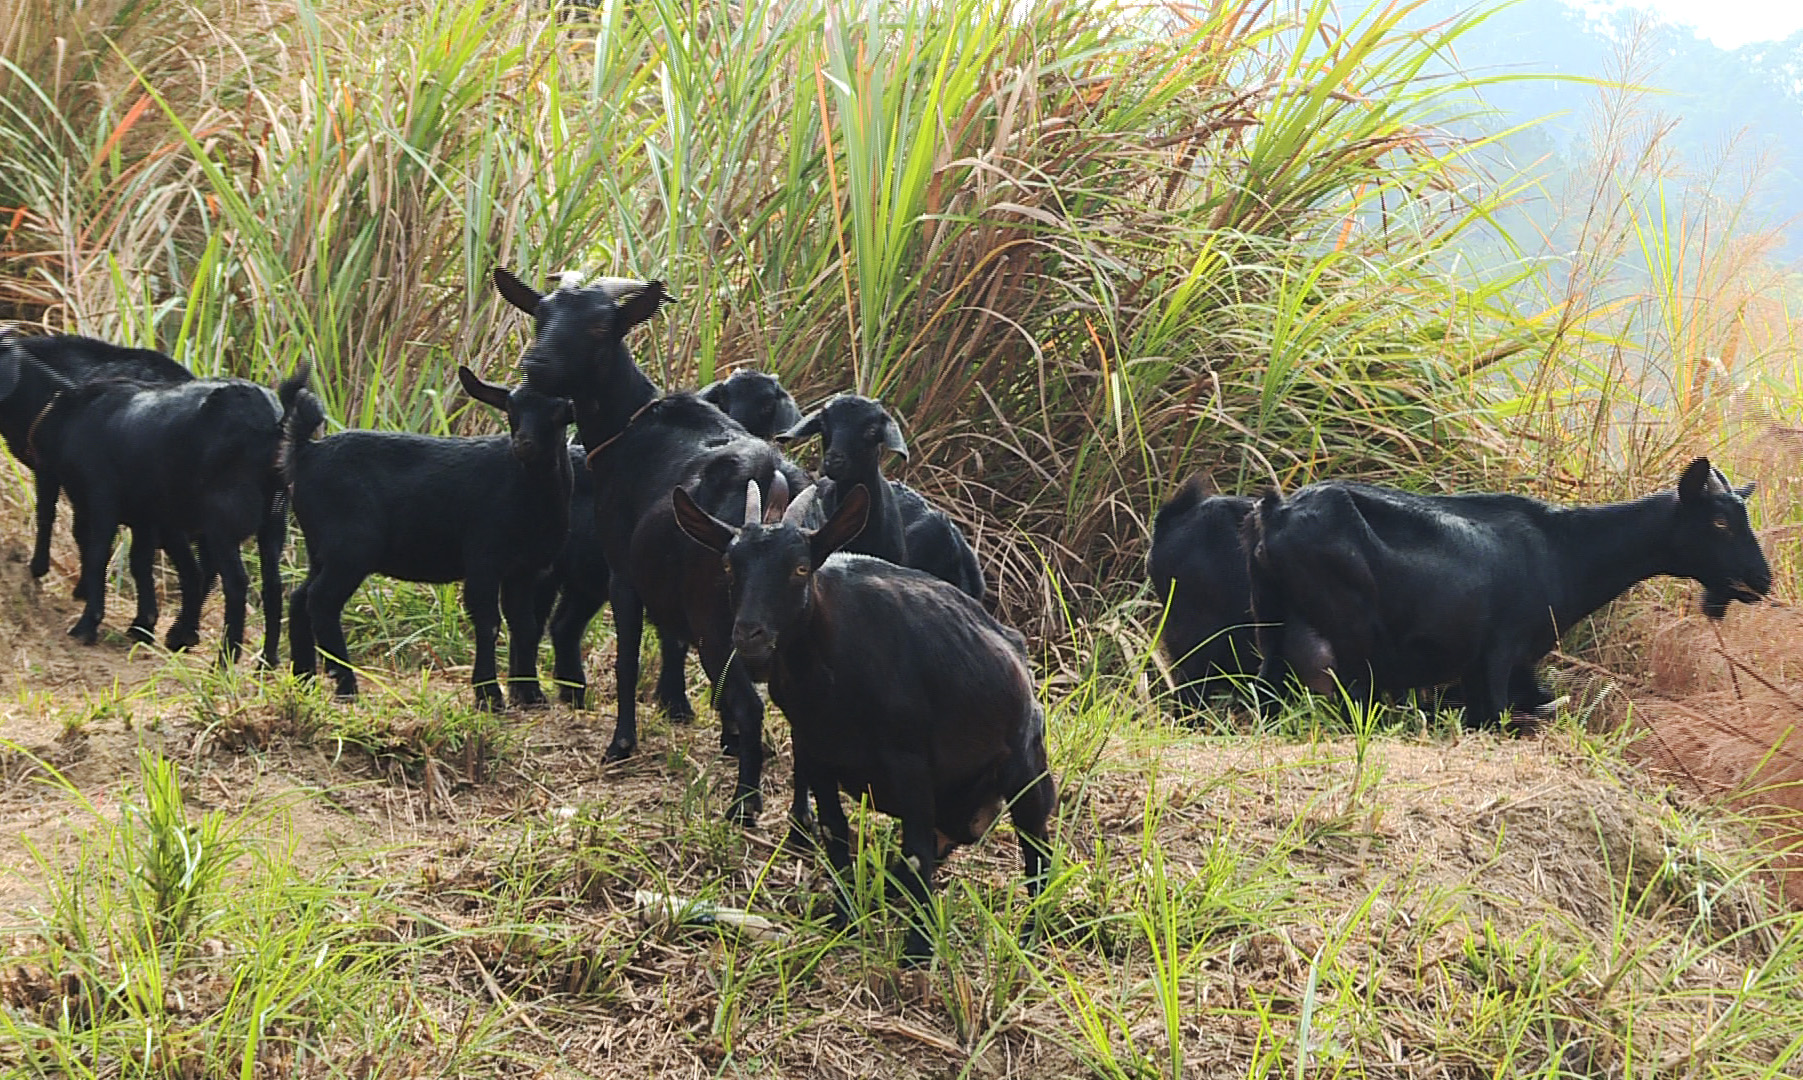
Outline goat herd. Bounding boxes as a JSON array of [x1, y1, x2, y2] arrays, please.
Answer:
[[0, 269, 1777, 961]]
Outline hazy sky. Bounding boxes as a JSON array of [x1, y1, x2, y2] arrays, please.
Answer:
[[1575, 0, 1803, 48]]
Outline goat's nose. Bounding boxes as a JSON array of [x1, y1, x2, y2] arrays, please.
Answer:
[[733, 625, 773, 656]]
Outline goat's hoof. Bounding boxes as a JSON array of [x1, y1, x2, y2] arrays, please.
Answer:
[[784, 815, 819, 853], [899, 931, 933, 967], [557, 683, 587, 708], [28, 556, 49, 579], [331, 682, 359, 701], [473, 693, 503, 713], [604, 738, 636, 763], [127, 621, 157, 645], [661, 697, 696, 724], [726, 790, 763, 827], [68, 621, 99, 645], [510, 686, 548, 710], [164, 625, 200, 651]]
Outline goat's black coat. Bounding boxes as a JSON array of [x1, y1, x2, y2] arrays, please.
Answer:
[[0, 331, 205, 638], [672, 479, 1054, 963], [892, 480, 986, 604], [1247, 458, 1772, 729], [22, 362, 293, 664], [1148, 478, 1259, 708], [1148, 475, 1554, 718], [779, 394, 908, 565], [699, 369, 804, 444], [538, 369, 804, 714], [281, 368, 573, 707], [500, 267, 807, 824]]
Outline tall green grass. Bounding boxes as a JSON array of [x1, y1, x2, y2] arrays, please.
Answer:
[[0, 0, 1560, 629]]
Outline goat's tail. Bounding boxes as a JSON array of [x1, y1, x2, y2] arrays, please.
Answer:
[[276, 361, 323, 485]]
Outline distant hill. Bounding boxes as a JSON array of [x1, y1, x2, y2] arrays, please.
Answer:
[[1417, 0, 1803, 262]]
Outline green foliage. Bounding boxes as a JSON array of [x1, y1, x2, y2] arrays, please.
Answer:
[[0, 0, 1553, 629]]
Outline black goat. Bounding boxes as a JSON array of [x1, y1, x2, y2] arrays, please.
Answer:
[[1149, 473, 1556, 719], [699, 369, 804, 442], [281, 367, 573, 707], [0, 330, 205, 640], [673, 477, 1055, 963], [539, 369, 804, 713], [1246, 458, 1772, 730], [778, 394, 908, 564], [1148, 478, 1259, 709], [19, 357, 293, 663], [498, 267, 809, 824], [893, 480, 985, 604]]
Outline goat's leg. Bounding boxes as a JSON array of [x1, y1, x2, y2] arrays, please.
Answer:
[[785, 765, 817, 853], [288, 575, 317, 678], [604, 578, 643, 761], [160, 535, 204, 651], [1003, 718, 1057, 943], [801, 753, 855, 929], [125, 527, 160, 643], [211, 536, 251, 664], [654, 635, 695, 721], [500, 575, 546, 709], [69, 507, 118, 644], [305, 566, 363, 698], [547, 585, 601, 708], [255, 498, 287, 668], [699, 634, 765, 825], [1248, 566, 1291, 722], [1459, 653, 1511, 733], [30, 469, 59, 580], [464, 575, 505, 711], [887, 758, 941, 965]]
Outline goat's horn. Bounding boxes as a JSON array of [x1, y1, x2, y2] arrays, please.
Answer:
[[783, 483, 820, 527], [744, 479, 763, 525], [765, 471, 790, 524]]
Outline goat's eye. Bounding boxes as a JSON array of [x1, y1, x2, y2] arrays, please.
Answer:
[[721, 558, 733, 575], [1714, 517, 1730, 530], [794, 565, 810, 578]]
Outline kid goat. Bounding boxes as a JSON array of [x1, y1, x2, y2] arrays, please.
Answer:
[[280, 367, 573, 707], [673, 476, 1055, 963]]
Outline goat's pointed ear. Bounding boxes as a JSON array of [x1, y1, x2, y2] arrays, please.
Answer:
[[810, 482, 870, 563], [617, 280, 671, 331], [0, 338, 21, 401], [492, 267, 542, 316], [1737, 480, 1757, 500], [776, 410, 822, 444], [697, 378, 727, 409], [881, 417, 908, 460], [673, 486, 735, 553], [457, 366, 511, 412], [1678, 456, 1714, 504]]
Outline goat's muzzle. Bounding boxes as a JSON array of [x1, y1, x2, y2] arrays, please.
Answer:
[[731, 625, 776, 667]]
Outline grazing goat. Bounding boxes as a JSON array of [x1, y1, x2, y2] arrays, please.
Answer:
[[779, 394, 909, 565], [1148, 478, 1260, 709], [0, 330, 205, 640], [1246, 457, 1771, 730], [673, 477, 1055, 963], [281, 367, 573, 707], [498, 268, 810, 823], [1148, 476, 1551, 718], [19, 356, 293, 663], [540, 369, 805, 712]]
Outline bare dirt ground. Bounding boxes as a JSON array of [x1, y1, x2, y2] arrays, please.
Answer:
[[3, 517, 1799, 1076]]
